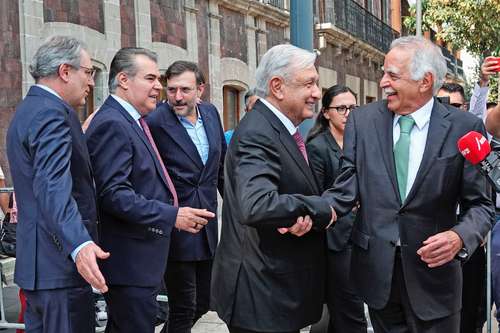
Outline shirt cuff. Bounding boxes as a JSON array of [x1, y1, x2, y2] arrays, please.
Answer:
[[71, 241, 93, 262]]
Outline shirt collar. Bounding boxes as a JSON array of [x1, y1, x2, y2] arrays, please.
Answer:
[[393, 98, 434, 130], [111, 94, 142, 122], [260, 98, 298, 135], [35, 84, 63, 100]]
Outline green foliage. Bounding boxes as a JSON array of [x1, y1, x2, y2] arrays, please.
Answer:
[[425, 0, 500, 57]]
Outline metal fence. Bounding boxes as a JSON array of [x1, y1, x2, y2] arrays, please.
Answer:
[[325, 0, 399, 53], [259, 0, 288, 10]]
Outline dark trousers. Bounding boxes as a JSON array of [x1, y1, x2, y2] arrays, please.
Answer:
[[369, 252, 460, 333], [23, 285, 94, 333], [228, 326, 299, 333], [491, 216, 500, 326], [460, 246, 486, 333], [162, 260, 212, 333], [104, 285, 159, 333], [327, 246, 367, 333]]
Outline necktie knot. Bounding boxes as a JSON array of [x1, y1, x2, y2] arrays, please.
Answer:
[[398, 115, 415, 134]]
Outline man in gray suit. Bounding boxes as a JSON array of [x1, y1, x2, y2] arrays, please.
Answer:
[[325, 36, 493, 332]]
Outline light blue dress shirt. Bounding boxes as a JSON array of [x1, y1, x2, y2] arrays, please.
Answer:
[[111, 94, 142, 127], [177, 107, 209, 165]]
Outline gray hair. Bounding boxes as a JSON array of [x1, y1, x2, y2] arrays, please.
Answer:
[[29, 36, 85, 81], [390, 36, 447, 94], [108, 47, 158, 93], [255, 44, 317, 98]]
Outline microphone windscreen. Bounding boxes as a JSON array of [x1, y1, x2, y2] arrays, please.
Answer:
[[457, 131, 491, 165]]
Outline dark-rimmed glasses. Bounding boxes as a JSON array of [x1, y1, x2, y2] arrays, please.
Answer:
[[78, 65, 96, 79], [324, 105, 357, 115]]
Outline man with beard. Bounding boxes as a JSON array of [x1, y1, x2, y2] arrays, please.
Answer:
[[146, 61, 225, 332]]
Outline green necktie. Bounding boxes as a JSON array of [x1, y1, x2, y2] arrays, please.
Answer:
[[394, 115, 415, 201]]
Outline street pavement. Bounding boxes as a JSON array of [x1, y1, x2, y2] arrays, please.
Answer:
[[0, 285, 497, 333]]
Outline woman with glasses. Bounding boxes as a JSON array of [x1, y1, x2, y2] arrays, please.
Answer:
[[307, 85, 367, 333]]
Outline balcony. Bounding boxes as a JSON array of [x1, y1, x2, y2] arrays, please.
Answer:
[[440, 45, 464, 80], [258, 0, 289, 11], [323, 0, 399, 53]]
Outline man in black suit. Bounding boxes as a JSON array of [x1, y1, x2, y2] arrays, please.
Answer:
[[325, 36, 493, 332], [146, 61, 226, 332], [86, 47, 214, 333], [211, 44, 335, 333], [7, 36, 108, 333]]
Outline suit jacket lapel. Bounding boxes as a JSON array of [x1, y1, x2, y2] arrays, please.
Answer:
[[403, 100, 451, 207], [374, 103, 400, 203], [159, 104, 204, 169], [106, 97, 170, 190], [256, 102, 319, 193], [324, 131, 343, 162]]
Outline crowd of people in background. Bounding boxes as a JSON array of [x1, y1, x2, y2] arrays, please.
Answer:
[[1, 34, 500, 333]]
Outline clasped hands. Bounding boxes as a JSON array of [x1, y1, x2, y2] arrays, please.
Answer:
[[277, 206, 337, 237]]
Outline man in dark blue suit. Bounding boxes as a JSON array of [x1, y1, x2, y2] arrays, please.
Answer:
[[86, 48, 215, 333], [147, 61, 226, 333], [6, 36, 109, 333]]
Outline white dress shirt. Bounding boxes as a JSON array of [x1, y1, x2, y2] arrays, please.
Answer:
[[392, 98, 434, 198], [261, 98, 298, 135]]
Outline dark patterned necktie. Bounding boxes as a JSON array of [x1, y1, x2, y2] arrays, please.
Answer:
[[293, 131, 309, 165], [139, 118, 179, 207]]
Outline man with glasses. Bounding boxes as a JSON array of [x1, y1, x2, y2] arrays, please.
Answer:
[[146, 61, 226, 333], [6, 35, 108, 333]]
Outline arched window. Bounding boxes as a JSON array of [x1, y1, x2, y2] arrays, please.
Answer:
[[223, 85, 241, 131]]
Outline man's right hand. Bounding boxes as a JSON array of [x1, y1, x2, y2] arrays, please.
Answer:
[[176, 207, 215, 233], [75, 242, 110, 293], [480, 57, 500, 86]]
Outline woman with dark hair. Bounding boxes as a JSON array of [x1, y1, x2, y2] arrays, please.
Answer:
[[307, 85, 367, 333]]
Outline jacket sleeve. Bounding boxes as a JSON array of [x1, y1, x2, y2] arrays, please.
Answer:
[[28, 107, 92, 258], [322, 110, 359, 216], [234, 128, 332, 230], [86, 118, 178, 229]]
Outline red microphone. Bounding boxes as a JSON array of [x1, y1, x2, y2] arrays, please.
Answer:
[[458, 131, 500, 192], [457, 131, 491, 165]]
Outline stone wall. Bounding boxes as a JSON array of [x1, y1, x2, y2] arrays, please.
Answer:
[[0, 0, 21, 182], [44, 0, 104, 33], [219, 6, 247, 64], [120, 0, 136, 47], [150, 0, 186, 49]]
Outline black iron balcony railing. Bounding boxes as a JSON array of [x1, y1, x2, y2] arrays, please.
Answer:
[[324, 0, 399, 53], [259, 0, 288, 10]]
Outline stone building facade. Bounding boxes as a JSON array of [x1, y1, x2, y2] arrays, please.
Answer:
[[0, 0, 402, 180]]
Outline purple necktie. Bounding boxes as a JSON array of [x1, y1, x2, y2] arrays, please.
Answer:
[[293, 131, 308, 165], [139, 118, 179, 207]]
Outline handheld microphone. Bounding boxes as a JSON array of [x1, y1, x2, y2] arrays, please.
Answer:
[[458, 131, 500, 192]]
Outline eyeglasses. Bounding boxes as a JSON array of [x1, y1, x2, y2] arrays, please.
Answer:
[[166, 87, 196, 95], [78, 65, 96, 79], [325, 105, 357, 115]]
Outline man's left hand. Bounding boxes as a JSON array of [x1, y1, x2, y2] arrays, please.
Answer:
[[416, 230, 463, 268]]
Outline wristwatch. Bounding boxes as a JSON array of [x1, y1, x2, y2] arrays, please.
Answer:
[[456, 247, 469, 262]]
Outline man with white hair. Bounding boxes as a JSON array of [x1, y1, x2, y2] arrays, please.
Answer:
[[324, 36, 493, 332], [211, 44, 335, 333]]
